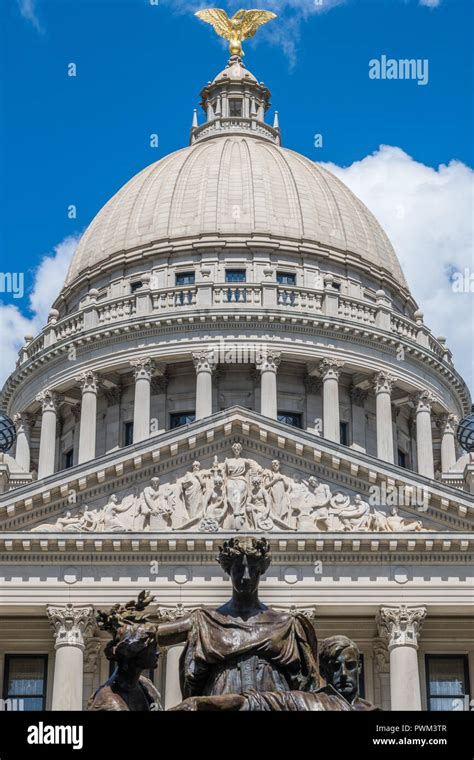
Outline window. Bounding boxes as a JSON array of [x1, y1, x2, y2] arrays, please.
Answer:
[[64, 449, 74, 469], [426, 655, 470, 711], [277, 272, 296, 286], [398, 449, 407, 468], [130, 281, 143, 293], [229, 99, 242, 117], [340, 421, 349, 446], [170, 412, 196, 429], [277, 412, 303, 428], [225, 270, 247, 302], [124, 421, 134, 447], [225, 269, 246, 283], [3, 655, 48, 711], [176, 272, 195, 286]]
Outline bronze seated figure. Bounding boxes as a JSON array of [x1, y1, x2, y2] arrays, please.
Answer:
[[157, 537, 320, 699], [87, 540, 380, 712]]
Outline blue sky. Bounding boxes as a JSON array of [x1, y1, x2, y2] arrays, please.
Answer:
[[0, 0, 473, 389]]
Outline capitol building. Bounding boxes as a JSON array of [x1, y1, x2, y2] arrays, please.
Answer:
[[0, 47, 473, 713]]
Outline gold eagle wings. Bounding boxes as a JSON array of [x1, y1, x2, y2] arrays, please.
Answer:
[[195, 8, 277, 56]]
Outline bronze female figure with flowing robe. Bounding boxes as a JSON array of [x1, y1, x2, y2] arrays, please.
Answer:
[[157, 537, 319, 700]]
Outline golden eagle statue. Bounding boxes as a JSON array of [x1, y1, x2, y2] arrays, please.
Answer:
[[195, 8, 277, 58]]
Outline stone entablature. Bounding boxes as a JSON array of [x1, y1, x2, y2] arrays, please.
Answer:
[[4, 314, 466, 421], [3, 326, 467, 489]]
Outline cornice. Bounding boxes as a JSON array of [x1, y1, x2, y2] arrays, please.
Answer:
[[0, 535, 472, 564]]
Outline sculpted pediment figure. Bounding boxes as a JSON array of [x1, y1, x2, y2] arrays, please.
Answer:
[[29, 445, 435, 533]]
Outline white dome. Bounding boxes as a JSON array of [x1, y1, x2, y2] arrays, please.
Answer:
[[65, 135, 407, 288]]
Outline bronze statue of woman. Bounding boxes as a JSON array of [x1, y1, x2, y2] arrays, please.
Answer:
[[157, 537, 319, 699], [88, 593, 162, 711]]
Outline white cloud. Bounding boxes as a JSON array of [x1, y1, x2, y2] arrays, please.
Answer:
[[324, 145, 474, 394], [419, 0, 441, 7], [0, 235, 80, 387], [16, 0, 44, 33]]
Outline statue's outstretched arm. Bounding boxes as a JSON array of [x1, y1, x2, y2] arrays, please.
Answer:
[[156, 615, 192, 646]]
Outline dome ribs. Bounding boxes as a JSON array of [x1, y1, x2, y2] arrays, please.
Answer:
[[64, 135, 408, 294]]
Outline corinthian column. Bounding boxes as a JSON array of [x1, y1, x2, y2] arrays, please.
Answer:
[[47, 604, 95, 711], [319, 358, 344, 442], [258, 350, 281, 419], [373, 372, 395, 463], [437, 413, 458, 473], [130, 357, 155, 442], [377, 605, 426, 711], [36, 390, 61, 478], [13, 413, 31, 472], [193, 350, 215, 420], [76, 370, 99, 464], [413, 391, 436, 478]]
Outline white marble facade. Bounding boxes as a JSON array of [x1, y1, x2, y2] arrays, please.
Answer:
[[0, 54, 472, 712]]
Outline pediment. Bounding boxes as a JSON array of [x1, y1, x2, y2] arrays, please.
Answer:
[[2, 407, 472, 536], [27, 449, 439, 535]]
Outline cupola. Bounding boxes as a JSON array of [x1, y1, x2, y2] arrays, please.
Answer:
[[190, 56, 281, 145]]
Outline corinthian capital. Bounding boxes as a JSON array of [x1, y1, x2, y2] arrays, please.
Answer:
[[13, 412, 31, 433], [373, 371, 395, 395], [376, 604, 426, 650], [412, 390, 437, 414], [130, 357, 156, 381], [75, 369, 100, 394], [257, 349, 281, 374], [436, 412, 459, 435], [319, 358, 344, 381], [35, 389, 61, 413], [193, 350, 216, 373], [47, 604, 95, 650]]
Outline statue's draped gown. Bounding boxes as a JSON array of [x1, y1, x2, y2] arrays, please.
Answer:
[[179, 608, 319, 698]]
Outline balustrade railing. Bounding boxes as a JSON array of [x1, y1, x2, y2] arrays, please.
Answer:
[[98, 297, 136, 323], [338, 296, 376, 324], [213, 285, 262, 306], [18, 283, 451, 367], [152, 287, 197, 310], [24, 335, 44, 360], [277, 286, 323, 312], [55, 313, 84, 340], [390, 313, 419, 342]]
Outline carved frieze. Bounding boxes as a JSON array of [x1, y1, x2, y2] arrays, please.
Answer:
[[30, 446, 434, 535]]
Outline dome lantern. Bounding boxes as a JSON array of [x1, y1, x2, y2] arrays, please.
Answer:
[[190, 56, 281, 146]]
